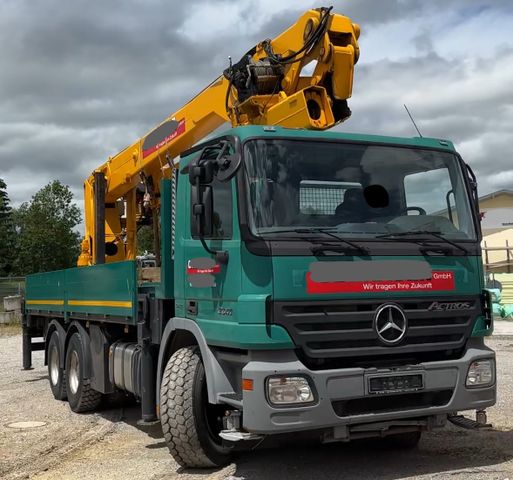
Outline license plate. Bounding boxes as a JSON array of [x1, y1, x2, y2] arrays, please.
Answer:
[[368, 373, 424, 394]]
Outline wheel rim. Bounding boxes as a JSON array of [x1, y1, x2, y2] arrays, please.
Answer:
[[68, 350, 80, 395], [205, 403, 227, 447], [49, 344, 59, 386]]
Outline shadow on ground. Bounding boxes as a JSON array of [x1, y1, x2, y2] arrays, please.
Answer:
[[25, 374, 49, 383], [229, 427, 513, 479], [96, 402, 513, 479]]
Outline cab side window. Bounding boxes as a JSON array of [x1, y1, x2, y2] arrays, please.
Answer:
[[191, 178, 233, 239], [210, 178, 233, 239]]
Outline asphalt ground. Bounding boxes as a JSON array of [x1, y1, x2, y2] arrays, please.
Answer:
[[1, 332, 512, 480]]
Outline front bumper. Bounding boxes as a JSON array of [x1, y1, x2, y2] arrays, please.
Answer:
[[241, 338, 496, 434]]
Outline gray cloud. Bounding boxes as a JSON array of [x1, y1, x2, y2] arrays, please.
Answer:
[[0, 0, 512, 216], [412, 30, 434, 55], [342, 46, 513, 195], [338, 0, 423, 25]]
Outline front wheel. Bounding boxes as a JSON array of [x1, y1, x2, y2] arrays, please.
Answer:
[[160, 346, 232, 468]]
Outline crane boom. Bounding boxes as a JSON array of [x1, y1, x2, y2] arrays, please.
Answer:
[[79, 6, 360, 266]]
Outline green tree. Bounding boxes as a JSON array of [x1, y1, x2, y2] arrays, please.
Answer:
[[0, 178, 15, 276], [137, 225, 154, 255], [14, 181, 81, 275]]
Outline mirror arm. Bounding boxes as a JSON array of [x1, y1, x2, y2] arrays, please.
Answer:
[[445, 189, 454, 224], [465, 163, 480, 219], [198, 236, 229, 265], [199, 236, 216, 255], [214, 141, 229, 162]]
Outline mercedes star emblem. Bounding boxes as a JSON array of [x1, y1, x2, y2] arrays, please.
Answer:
[[374, 303, 407, 345]]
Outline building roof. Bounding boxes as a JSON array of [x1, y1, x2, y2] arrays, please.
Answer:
[[479, 190, 513, 202]]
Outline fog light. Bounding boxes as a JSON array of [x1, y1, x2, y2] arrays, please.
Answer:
[[267, 376, 314, 405], [466, 359, 494, 388]]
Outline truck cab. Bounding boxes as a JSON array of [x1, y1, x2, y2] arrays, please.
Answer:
[[173, 124, 495, 437]]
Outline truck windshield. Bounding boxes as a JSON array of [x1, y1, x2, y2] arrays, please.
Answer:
[[242, 139, 477, 241]]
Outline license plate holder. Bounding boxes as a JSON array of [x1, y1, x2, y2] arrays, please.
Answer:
[[367, 373, 424, 395]]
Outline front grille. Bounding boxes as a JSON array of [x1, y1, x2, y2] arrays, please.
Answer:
[[273, 296, 479, 366], [332, 389, 454, 417]]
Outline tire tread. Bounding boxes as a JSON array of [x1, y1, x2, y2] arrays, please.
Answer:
[[73, 378, 102, 412], [48, 332, 67, 401], [160, 347, 218, 468], [66, 333, 102, 413]]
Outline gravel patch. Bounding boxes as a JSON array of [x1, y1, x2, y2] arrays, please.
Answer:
[[0, 334, 512, 479]]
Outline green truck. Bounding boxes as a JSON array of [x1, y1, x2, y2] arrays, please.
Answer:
[[23, 126, 496, 467]]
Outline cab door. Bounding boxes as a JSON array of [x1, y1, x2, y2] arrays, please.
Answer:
[[179, 172, 241, 329]]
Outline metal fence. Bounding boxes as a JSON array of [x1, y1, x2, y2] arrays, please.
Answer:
[[0, 277, 25, 312], [483, 243, 513, 274]]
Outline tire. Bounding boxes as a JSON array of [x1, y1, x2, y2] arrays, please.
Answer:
[[65, 332, 102, 413], [160, 346, 232, 468], [47, 331, 67, 400]]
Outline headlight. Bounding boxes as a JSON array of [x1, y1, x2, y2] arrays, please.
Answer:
[[267, 376, 315, 405], [466, 359, 494, 388]]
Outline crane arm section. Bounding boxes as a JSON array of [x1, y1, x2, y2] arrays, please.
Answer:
[[79, 7, 360, 266]]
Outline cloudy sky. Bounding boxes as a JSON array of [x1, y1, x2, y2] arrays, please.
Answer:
[[1, 0, 512, 227]]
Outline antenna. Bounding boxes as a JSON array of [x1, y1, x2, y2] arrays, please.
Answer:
[[404, 104, 423, 138]]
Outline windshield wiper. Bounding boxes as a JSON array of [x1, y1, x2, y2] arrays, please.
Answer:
[[376, 230, 468, 255], [310, 244, 368, 256], [307, 228, 369, 255], [259, 227, 369, 256]]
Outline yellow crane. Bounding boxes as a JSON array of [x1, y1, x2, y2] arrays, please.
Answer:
[[78, 6, 360, 266]]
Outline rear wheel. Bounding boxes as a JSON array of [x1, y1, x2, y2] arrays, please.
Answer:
[[48, 331, 67, 400], [160, 346, 232, 468], [65, 332, 102, 413]]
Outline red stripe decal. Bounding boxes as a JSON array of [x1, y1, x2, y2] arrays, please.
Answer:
[[306, 271, 455, 294], [142, 118, 186, 158], [187, 264, 221, 275]]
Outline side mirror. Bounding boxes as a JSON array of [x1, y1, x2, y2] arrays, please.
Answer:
[[189, 158, 215, 185], [217, 152, 242, 182], [191, 184, 213, 237], [465, 163, 480, 214]]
